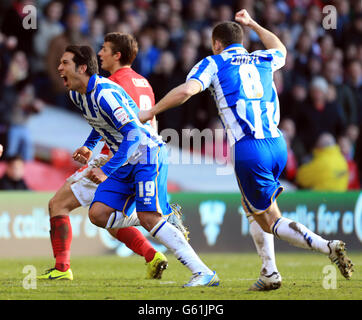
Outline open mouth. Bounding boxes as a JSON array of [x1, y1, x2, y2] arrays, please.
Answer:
[[60, 74, 68, 86]]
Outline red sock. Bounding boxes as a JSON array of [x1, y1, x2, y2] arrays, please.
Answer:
[[50, 215, 72, 272], [116, 227, 156, 263]]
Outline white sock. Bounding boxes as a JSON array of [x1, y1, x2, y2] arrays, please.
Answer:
[[105, 210, 140, 229], [248, 215, 278, 275], [150, 220, 212, 275], [271, 217, 330, 254]]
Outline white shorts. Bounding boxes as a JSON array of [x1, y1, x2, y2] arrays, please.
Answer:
[[67, 154, 109, 207]]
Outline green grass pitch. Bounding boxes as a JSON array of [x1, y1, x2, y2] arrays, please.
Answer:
[[0, 252, 360, 300]]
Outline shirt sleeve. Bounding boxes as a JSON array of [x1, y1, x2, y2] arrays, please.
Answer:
[[186, 57, 217, 91], [83, 128, 102, 150], [251, 49, 286, 72], [101, 121, 141, 176]]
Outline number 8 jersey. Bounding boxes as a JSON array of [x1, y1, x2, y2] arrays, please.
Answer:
[[186, 44, 286, 145]]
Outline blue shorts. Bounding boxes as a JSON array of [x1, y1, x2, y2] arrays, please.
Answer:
[[91, 145, 172, 217], [233, 135, 287, 213]]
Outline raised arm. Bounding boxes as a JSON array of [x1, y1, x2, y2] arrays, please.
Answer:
[[235, 9, 287, 57], [138, 79, 202, 123]]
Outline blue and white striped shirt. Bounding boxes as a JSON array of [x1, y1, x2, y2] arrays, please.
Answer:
[[69, 74, 164, 175], [186, 44, 286, 145]]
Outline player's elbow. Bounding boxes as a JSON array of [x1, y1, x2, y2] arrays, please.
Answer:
[[178, 85, 194, 101], [180, 81, 201, 100], [278, 44, 287, 58]]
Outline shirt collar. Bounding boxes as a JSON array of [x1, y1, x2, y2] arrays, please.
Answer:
[[222, 43, 247, 53], [86, 74, 98, 94]]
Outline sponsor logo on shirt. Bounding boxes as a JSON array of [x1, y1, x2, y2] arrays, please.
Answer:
[[114, 107, 130, 125], [132, 78, 149, 88]]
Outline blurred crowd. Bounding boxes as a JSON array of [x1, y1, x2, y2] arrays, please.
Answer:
[[0, 0, 361, 191]]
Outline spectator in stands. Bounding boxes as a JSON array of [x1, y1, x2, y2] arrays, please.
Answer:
[[150, 0, 171, 26], [33, 0, 64, 102], [3, 49, 44, 161], [148, 51, 178, 133], [338, 135, 360, 190], [46, 10, 91, 110], [346, 59, 362, 124], [280, 76, 308, 121], [133, 30, 160, 77], [197, 26, 213, 60], [0, 155, 29, 190], [296, 133, 349, 191], [185, 0, 211, 31], [100, 4, 119, 34], [6, 80, 44, 162], [295, 76, 346, 153], [0, 34, 18, 151], [167, 12, 185, 56], [1, 0, 36, 56], [153, 25, 171, 52], [33, 1, 64, 74], [280, 117, 307, 166], [323, 59, 358, 127], [293, 31, 314, 81]]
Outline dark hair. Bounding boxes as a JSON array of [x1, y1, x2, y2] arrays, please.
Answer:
[[43, 0, 63, 18], [5, 155, 24, 164], [65, 45, 99, 76], [212, 22, 244, 48], [104, 32, 139, 66]]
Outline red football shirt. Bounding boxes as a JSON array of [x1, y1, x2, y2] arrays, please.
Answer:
[[100, 67, 155, 155]]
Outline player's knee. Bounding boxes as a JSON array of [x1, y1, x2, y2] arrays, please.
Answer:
[[88, 205, 107, 228], [48, 196, 61, 217]]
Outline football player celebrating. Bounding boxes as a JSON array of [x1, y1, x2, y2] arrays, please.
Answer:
[[139, 9, 354, 289], [38, 33, 188, 281], [53, 44, 218, 287]]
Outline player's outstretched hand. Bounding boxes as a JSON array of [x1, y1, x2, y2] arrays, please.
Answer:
[[138, 109, 154, 124], [235, 9, 254, 27], [86, 167, 108, 184], [73, 146, 92, 164], [0, 144, 3, 158]]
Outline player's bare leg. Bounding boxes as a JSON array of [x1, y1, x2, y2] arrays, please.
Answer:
[[252, 201, 354, 280], [49, 181, 81, 217]]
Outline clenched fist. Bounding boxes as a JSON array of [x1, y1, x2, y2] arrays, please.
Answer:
[[235, 9, 254, 27], [86, 167, 108, 184], [73, 146, 93, 165]]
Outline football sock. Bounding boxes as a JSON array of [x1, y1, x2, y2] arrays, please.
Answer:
[[115, 227, 156, 263], [271, 217, 329, 254], [248, 215, 278, 275], [150, 220, 212, 275], [50, 215, 72, 272]]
